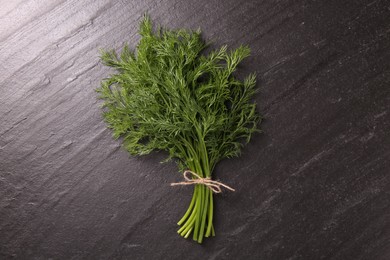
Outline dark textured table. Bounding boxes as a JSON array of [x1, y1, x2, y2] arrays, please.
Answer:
[[1, 0, 389, 259]]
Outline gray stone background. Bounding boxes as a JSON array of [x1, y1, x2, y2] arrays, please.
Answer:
[[0, 0, 389, 259]]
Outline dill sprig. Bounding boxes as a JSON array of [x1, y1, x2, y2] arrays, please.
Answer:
[[98, 15, 261, 243]]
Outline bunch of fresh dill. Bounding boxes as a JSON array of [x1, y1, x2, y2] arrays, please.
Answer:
[[98, 15, 261, 243]]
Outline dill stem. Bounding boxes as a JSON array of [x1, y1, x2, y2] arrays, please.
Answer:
[[205, 189, 214, 237], [198, 186, 210, 243], [177, 135, 214, 243], [177, 187, 197, 225]]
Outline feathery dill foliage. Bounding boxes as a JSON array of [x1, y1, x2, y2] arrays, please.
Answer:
[[98, 15, 261, 243]]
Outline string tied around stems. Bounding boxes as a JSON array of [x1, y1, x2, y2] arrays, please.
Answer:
[[170, 170, 235, 193]]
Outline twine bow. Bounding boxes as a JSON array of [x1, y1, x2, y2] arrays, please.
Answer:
[[170, 170, 235, 193]]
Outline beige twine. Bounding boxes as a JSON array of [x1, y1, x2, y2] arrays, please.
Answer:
[[170, 170, 235, 193]]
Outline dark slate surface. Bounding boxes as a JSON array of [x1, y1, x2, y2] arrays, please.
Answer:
[[1, 0, 389, 259]]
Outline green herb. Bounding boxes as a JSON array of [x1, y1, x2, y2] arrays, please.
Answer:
[[98, 15, 261, 243]]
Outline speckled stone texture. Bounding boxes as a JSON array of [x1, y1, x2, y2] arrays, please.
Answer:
[[1, 0, 389, 259]]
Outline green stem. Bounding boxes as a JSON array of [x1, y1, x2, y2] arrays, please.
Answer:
[[176, 131, 216, 243], [177, 187, 197, 225], [198, 186, 210, 243], [205, 189, 214, 237]]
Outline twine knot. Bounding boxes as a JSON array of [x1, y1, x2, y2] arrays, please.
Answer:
[[170, 170, 235, 193]]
